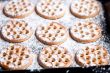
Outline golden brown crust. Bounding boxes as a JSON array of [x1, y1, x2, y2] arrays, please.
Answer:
[[36, 9, 65, 20], [70, 0, 100, 19], [0, 44, 33, 70], [1, 20, 33, 43], [36, 22, 68, 45], [38, 46, 72, 68], [36, 0, 65, 20], [3, 0, 34, 18], [36, 34, 68, 45], [3, 8, 34, 19], [69, 30, 101, 44], [69, 22, 102, 43], [70, 8, 100, 19], [75, 45, 109, 67]]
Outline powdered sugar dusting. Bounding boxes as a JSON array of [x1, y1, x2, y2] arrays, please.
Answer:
[[0, 0, 110, 72]]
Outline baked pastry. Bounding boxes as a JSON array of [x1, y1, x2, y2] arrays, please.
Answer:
[[38, 46, 72, 68], [3, 0, 34, 18], [69, 22, 102, 43], [75, 45, 109, 67], [36, 0, 65, 20], [1, 20, 32, 43], [36, 22, 68, 45], [70, 0, 100, 18], [0, 44, 33, 70]]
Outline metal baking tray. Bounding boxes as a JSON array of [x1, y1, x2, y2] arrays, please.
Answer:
[[0, 0, 110, 73]]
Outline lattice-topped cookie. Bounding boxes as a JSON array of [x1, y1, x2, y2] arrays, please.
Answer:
[[38, 46, 72, 68], [1, 20, 32, 43], [3, 0, 34, 18], [70, 22, 102, 43], [36, 0, 65, 20], [70, 0, 100, 18], [0, 44, 33, 70], [75, 45, 109, 67], [36, 22, 68, 45]]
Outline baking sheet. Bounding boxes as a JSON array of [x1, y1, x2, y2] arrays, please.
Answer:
[[0, 0, 110, 71]]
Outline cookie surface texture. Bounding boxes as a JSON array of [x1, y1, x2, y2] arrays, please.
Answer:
[[36, 22, 68, 45], [75, 45, 109, 67], [38, 46, 72, 68], [3, 0, 34, 18], [1, 20, 32, 43], [0, 44, 33, 70], [36, 0, 65, 20], [70, 0, 100, 18], [69, 22, 102, 43]]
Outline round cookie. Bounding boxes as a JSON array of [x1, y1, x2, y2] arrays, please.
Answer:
[[1, 20, 33, 43], [36, 22, 68, 45], [75, 45, 109, 67], [70, 0, 100, 18], [3, 0, 34, 18], [0, 44, 33, 70], [69, 22, 102, 43], [36, 0, 65, 20], [38, 46, 72, 68]]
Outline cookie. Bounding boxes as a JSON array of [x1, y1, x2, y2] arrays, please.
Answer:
[[75, 45, 109, 67], [0, 44, 33, 70], [36, 22, 68, 45], [38, 46, 72, 68], [1, 20, 32, 43], [69, 22, 102, 43], [70, 0, 100, 18], [36, 0, 65, 20], [3, 0, 34, 18]]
